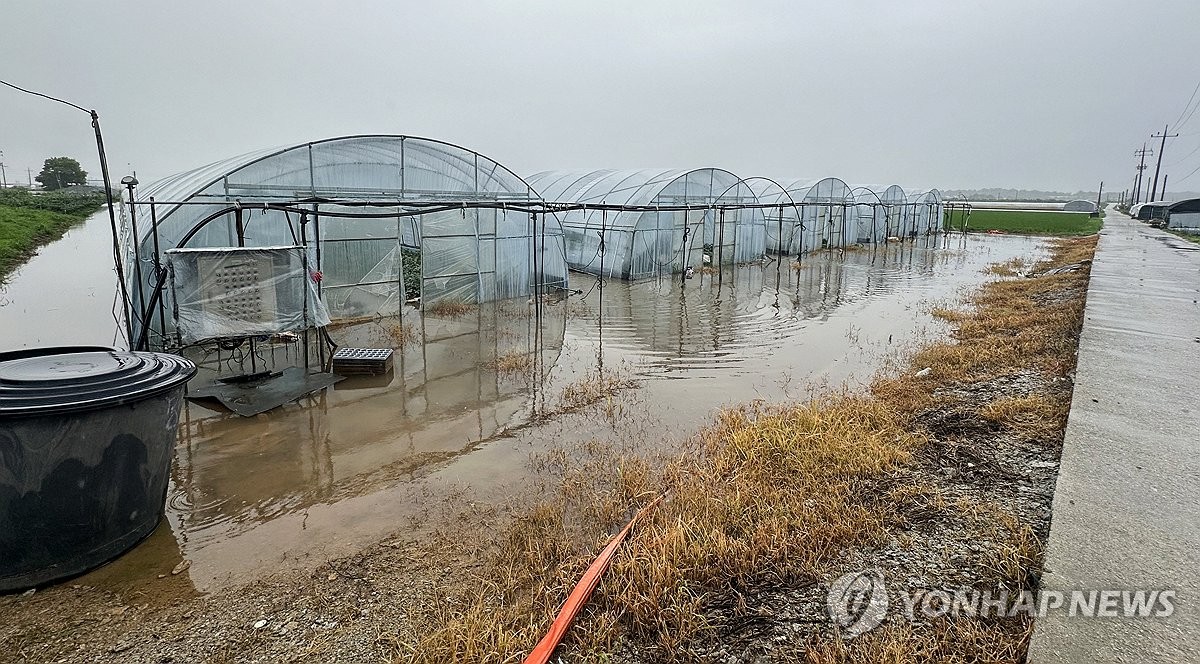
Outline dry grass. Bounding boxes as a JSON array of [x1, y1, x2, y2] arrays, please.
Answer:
[[412, 396, 924, 661], [873, 236, 1095, 415], [556, 369, 638, 413], [803, 617, 1033, 663], [387, 322, 418, 349], [425, 299, 474, 318], [404, 236, 1099, 662], [980, 394, 1067, 440], [484, 351, 535, 375], [986, 257, 1029, 277]]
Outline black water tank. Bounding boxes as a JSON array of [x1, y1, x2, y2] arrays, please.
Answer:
[[0, 347, 196, 592]]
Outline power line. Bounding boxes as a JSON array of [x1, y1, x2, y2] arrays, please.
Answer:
[[1167, 137, 1200, 168], [0, 79, 89, 114], [1172, 79, 1200, 128], [1179, 102, 1200, 132], [1175, 160, 1200, 185]]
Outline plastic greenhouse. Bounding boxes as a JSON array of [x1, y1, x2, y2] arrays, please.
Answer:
[[850, 187, 889, 243], [798, 178, 856, 250], [745, 178, 805, 256], [525, 169, 766, 279], [126, 135, 569, 345], [880, 185, 909, 237], [744, 176, 868, 253], [906, 189, 944, 236]]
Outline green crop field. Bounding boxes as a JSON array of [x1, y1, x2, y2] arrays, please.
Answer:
[[0, 205, 87, 281], [944, 209, 1102, 235], [0, 189, 107, 282]]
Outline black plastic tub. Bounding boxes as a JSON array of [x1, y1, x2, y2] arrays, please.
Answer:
[[0, 347, 196, 592]]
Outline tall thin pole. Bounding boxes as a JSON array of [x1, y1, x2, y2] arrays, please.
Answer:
[[1133, 144, 1151, 205], [124, 180, 145, 343], [91, 111, 134, 345], [1095, 181, 1103, 211], [1150, 125, 1178, 202]]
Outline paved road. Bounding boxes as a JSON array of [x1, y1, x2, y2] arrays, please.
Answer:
[[1029, 210, 1200, 662]]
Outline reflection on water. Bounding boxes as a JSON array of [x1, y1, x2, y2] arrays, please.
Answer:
[[0, 209, 124, 349], [171, 301, 567, 551], [39, 231, 1044, 592]]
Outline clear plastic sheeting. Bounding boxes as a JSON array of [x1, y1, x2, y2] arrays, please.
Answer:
[[527, 168, 766, 279], [906, 189, 944, 237], [126, 135, 568, 346], [880, 185, 909, 238], [747, 178, 808, 256], [801, 178, 856, 250], [851, 187, 889, 244], [165, 246, 331, 344]]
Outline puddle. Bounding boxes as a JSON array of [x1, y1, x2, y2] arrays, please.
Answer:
[[0, 230, 1046, 596]]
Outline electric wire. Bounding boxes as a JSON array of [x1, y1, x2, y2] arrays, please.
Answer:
[[1172, 79, 1200, 128]]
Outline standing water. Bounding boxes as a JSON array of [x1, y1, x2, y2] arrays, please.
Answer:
[[0, 208, 123, 349], [1, 229, 1045, 594]]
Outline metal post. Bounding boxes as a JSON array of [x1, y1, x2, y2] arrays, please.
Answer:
[[300, 212, 310, 372], [149, 198, 166, 346], [122, 178, 145, 345], [90, 111, 134, 345]]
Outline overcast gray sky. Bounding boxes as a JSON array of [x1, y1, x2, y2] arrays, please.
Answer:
[[2, 0, 1199, 194]]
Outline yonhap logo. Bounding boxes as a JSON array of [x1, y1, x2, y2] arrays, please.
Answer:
[[827, 570, 889, 637], [824, 570, 1177, 640]]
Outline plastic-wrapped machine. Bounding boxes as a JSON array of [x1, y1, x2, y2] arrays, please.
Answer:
[[165, 246, 331, 344]]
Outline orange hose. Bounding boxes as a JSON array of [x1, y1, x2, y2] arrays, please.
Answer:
[[522, 494, 663, 664]]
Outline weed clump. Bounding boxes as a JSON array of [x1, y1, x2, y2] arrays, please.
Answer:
[[484, 352, 534, 375], [387, 322, 418, 348], [425, 299, 473, 318]]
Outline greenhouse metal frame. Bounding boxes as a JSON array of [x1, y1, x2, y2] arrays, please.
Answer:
[[125, 135, 570, 348], [525, 168, 767, 279]]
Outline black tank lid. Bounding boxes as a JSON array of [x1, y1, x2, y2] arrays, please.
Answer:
[[0, 346, 196, 417]]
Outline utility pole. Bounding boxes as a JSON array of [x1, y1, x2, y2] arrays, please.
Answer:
[[26, 168, 32, 187], [1134, 144, 1153, 205], [1149, 125, 1178, 202], [0, 149, 6, 188], [1161, 174, 1168, 201]]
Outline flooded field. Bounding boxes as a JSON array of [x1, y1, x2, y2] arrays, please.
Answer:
[[0, 220, 1045, 597], [0, 208, 125, 349]]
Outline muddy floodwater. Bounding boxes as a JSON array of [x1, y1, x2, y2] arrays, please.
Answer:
[[0, 221, 1045, 597]]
